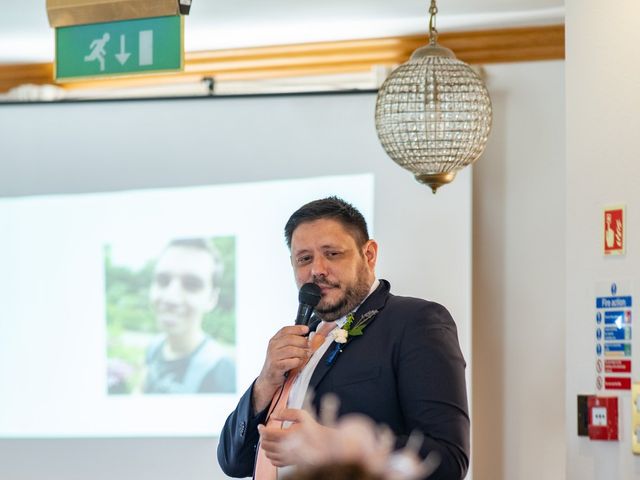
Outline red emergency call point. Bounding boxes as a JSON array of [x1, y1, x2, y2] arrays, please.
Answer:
[[588, 396, 618, 440]]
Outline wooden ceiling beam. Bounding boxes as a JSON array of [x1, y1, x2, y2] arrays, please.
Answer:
[[0, 24, 564, 93]]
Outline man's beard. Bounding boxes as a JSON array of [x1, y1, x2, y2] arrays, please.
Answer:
[[313, 265, 372, 322]]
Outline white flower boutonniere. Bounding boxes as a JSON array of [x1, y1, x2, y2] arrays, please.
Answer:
[[330, 328, 349, 344], [326, 309, 380, 366]]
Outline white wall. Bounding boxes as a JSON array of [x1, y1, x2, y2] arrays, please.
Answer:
[[565, 2, 640, 479], [473, 60, 566, 480], [0, 58, 571, 480]]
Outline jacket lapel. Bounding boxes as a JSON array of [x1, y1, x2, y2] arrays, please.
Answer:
[[308, 280, 391, 392]]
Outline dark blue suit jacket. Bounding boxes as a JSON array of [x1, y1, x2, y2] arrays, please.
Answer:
[[217, 280, 470, 479]]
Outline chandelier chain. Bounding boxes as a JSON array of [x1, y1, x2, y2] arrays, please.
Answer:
[[428, 0, 439, 45]]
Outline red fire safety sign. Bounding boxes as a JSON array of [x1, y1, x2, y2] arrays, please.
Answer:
[[604, 206, 625, 255]]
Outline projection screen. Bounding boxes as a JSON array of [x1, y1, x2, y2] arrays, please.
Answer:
[[0, 91, 470, 479]]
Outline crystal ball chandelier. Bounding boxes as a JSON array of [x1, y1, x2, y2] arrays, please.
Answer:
[[375, 0, 493, 193]]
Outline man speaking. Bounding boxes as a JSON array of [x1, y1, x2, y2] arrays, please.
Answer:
[[217, 197, 469, 479]]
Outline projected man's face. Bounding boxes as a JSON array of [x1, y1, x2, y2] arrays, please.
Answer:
[[290, 218, 377, 322], [150, 246, 219, 337]]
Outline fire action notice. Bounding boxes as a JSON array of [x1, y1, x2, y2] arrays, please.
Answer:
[[595, 281, 633, 391]]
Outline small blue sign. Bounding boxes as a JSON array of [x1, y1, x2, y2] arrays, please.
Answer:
[[596, 328, 603, 340], [604, 325, 631, 341], [596, 296, 632, 309], [611, 283, 618, 295], [604, 342, 632, 357], [596, 343, 603, 356], [604, 310, 631, 326]]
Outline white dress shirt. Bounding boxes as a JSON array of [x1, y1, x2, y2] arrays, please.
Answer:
[[287, 278, 380, 410], [277, 279, 379, 478]]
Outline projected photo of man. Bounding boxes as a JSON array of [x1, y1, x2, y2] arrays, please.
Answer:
[[106, 236, 236, 395], [144, 238, 235, 394]]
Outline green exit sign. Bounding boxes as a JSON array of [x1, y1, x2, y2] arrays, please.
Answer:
[[55, 15, 183, 81]]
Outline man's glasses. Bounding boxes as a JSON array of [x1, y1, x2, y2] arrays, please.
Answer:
[[154, 273, 206, 293]]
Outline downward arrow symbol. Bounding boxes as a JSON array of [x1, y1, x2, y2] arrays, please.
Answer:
[[115, 34, 131, 65]]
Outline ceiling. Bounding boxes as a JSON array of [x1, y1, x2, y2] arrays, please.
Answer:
[[0, 0, 563, 63]]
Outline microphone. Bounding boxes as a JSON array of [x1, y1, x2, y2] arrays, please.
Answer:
[[295, 283, 322, 326], [283, 283, 322, 380]]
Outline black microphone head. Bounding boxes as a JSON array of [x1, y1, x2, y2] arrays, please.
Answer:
[[299, 282, 322, 307], [307, 317, 322, 334]]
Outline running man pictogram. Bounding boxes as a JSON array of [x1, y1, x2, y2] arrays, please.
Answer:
[[84, 33, 111, 71]]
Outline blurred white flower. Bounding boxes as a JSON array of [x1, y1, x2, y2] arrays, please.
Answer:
[[331, 329, 349, 344], [281, 394, 440, 480]]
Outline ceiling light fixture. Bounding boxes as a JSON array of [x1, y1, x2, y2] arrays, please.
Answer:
[[374, 0, 492, 193]]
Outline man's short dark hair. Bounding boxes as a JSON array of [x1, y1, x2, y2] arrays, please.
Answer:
[[164, 238, 224, 287], [284, 196, 369, 248]]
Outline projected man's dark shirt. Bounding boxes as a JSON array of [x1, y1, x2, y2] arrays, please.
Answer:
[[144, 337, 235, 394]]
